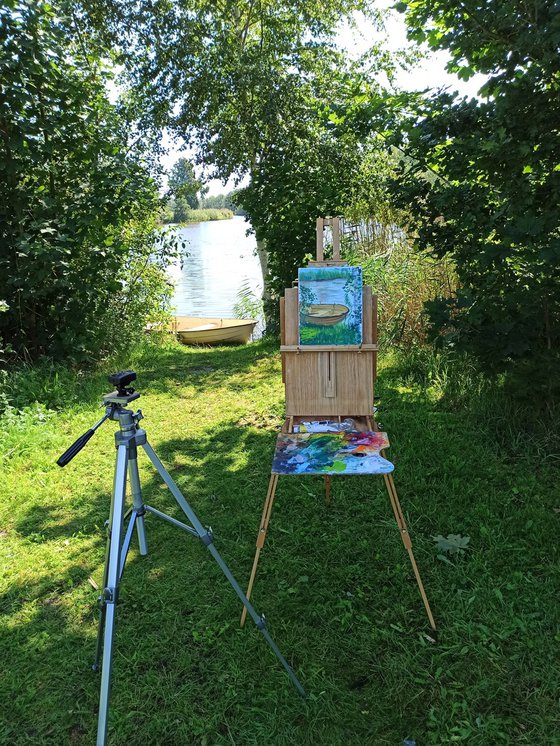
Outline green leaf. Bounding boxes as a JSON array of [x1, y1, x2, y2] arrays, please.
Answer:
[[432, 534, 471, 555]]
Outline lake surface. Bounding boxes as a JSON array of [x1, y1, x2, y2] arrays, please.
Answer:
[[169, 216, 263, 318]]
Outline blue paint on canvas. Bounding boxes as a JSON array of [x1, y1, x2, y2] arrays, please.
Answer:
[[298, 266, 363, 345]]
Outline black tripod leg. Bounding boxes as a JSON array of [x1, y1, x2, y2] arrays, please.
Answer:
[[96, 443, 128, 746], [141, 441, 306, 698]]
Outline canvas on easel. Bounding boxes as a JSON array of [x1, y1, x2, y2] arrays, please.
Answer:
[[240, 216, 435, 632], [298, 266, 363, 346]]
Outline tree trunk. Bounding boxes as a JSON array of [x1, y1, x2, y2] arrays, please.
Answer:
[[255, 235, 268, 293], [255, 235, 276, 333]]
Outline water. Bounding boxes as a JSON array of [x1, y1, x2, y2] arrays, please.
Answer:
[[168, 216, 263, 318], [302, 277, 350, 305]]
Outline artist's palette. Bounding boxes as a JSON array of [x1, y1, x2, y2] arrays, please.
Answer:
[[272, 431, 394, 475]]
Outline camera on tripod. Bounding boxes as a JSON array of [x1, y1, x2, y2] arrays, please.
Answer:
[[103, 370, 140, 405]]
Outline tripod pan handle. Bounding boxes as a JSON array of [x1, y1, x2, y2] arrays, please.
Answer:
[[56, 428, 96, 467]]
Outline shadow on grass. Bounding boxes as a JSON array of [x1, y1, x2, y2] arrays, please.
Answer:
[[4, 408, 443, 744], [132, 337, 279, 396], [4, 343, 560, 745]]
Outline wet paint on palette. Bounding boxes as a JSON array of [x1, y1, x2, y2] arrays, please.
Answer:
[[272, 431, 394, 475]]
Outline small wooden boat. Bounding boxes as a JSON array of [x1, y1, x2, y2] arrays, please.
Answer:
[[303, 304, 349, 326], [170, 316, 256, 345]]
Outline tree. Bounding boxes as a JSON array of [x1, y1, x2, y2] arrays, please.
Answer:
[[168, 157, 203, 210], [77, 0, 379, 316], [236, 98, 384, 321], [200, 192, 243, 214], [0, 0, 179, 362], [388, 0, 560, 372]]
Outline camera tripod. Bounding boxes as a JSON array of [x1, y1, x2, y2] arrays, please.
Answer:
[[57, 371, 305, 746]]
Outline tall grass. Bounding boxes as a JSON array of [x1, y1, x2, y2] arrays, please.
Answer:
[[341, 219, 456, 349], [179, 208, 233, 223], [384, 346, 560, 460]]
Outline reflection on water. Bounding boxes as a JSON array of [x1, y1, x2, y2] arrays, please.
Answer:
[[169, 216, 263, 318]]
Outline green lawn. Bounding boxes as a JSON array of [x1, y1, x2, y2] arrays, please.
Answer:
[[1, 339, 558, 745]]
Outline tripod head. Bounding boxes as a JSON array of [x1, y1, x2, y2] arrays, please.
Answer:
[[57, 370, 141, 467], [103, 370, 140, 406]]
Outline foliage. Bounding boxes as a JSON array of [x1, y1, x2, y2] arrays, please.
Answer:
[[388, 0, 560, 373], [0, 0, 180, 363], [166, 157, 205, 221], [168, 157, 204, 210], [158, 201, 175, 225], [432, 533, 471, 557], [345, 220, 457, 348], [89, 0, 377, 177], [181, 208, 233, 224], [233, 279, 264, 322], [77, 0, 385, 319], [0, 300, 10, 364], [169, 197, 192, 224], [162, 208, 233, 225], [237, 113, 394, 328]]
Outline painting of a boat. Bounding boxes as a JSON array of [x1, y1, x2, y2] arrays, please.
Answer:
[[169, 316, 256, 345], [298, 266, 363, 345], [304, 304, 349, 326]]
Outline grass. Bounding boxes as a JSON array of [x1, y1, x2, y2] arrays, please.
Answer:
[[299, 323, 360, 345], [1, 339, 559, 745]]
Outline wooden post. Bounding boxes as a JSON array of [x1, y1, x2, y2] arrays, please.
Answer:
[[316, 217, 324, 261], [332, 217, 340, 259]]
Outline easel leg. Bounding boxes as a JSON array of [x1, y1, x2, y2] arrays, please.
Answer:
[[324, 476, 332, 506], [383, 472, 436, 631], [240, 473, 279, 627]]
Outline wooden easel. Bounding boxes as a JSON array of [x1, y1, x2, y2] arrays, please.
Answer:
[[241, 217, 435, 630]]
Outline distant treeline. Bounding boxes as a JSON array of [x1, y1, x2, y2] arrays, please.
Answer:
[[201, 192, 245, 215], [161, 191, 245, 224]]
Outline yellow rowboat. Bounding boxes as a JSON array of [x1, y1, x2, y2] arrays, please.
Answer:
[[169, 316, 257, 345], [303, 304, 349, 326]]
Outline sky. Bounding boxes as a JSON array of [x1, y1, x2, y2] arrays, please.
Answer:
[[338, 5, 486, 97], [161, 5, 486, 196]]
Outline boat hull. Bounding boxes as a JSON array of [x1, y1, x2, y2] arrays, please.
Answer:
[[170, 317, 256, 345], [303, 304, 349, 326]]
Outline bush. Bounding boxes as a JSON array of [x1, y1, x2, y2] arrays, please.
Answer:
[[0, 1, 180, 363], [344, 221, 457, 349]]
